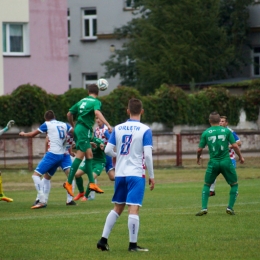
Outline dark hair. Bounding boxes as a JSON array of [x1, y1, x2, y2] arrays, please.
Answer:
[[128, 98, 143, 115], [44, 110, 55, 121], [88, 84, 99, 95], [209, 111, 220, 124]]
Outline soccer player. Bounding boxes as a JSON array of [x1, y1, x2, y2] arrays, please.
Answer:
[[196, 112, 244, 216], [63, 84, 112, 197], [73, 136, 106, 201], [97, 98, 155, 252], [0, 120, 15, 202], [209, 116, 241, 196], [19, 110, 72, 209]]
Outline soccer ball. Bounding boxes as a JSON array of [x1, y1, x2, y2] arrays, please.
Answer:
[[97, 78, 109, 91]]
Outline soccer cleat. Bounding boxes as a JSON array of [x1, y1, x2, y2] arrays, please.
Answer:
[[81, 196, 88, 201], [31, 202, 47, 209], [226, 207, 235, 215], [209, 191, 215, 196], [66, 200, 77, 206], [63, 181, 74, 197], [97, 240, 109, 251], [128, 246, 149, 252], [32, 199, 40, 206], [87, 196, 95, 201], [0, 196, 13, 202], [73, 192, 85, 201], [195, 209, 208, 216], [89, 183, 104, 194]]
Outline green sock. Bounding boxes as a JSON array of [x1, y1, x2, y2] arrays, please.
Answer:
[[75, 177, 84, 193], [228, 184, 238, 209], [82, 159, 94, 183], [85, 183, 91, 198], [68, 158, 82, 184], [202, 184, 210, 209]]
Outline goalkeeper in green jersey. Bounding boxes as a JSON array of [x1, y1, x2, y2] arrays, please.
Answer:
[[73, 136, 106, 201], [0, 120, 15, 202], [196, 112, 244, 216]]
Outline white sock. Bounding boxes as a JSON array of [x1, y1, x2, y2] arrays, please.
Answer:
[[67, 180, 75, 203], [42, 178, 51, 204], [128, 214, 139, 243], [102, 210, 119, 238], [32, 175, 44, 203], [210, 179, 217, 192]]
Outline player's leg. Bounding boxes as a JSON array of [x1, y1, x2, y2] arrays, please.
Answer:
[[74, 166, 86, 200], [209, 179, 216, 196], [0, 171, 13, 202], [97, 177, 126, 251], [196, 161, 219, 216], [126, 176, 148, 252], [221, 160, 238, 215]]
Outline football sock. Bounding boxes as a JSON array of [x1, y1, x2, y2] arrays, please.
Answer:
[[32, 175, 44, 203], [128, 214, 139, 243], [67, 180, 75, 203], [210, 179, 216, 191], [202, 184, 210, 209], [75, 176, 84, 193], [228, 184, 238, 209], [102, 210, 119, 239], [82, 159, 94, 183], [0, 174, 3, 195], [42, 178, 51, 204], [85, 183, 91, 198], [68, 158, 82, 184]]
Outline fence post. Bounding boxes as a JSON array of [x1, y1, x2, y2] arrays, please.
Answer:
[[28, 138, 33, 171], [176, 134, 182, 166]]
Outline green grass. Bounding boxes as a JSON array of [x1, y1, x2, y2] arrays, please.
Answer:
[[0, 161, 260, 260]]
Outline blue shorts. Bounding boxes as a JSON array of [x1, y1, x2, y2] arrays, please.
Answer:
[[105, 155, 114, 173], [60, 154, 72, 171], [112, 176, 146, 206], [35, 152, 64, 177]]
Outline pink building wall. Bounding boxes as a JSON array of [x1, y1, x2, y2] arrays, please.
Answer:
[[4, 0, 68, 95]]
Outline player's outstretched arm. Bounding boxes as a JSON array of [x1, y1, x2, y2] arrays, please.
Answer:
[[0, 120, 15, 136], [19, 129, 41, 138]]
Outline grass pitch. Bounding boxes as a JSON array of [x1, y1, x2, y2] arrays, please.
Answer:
[[0, 159, 260, 260]]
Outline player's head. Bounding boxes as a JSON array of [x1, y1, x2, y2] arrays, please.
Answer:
[[220, 116, 228, 127], [127, 98, 144, 116], [209, 111, 220, 125], [44, 110, 55, 121], [95, 116, 104, 127], [88, 84, 99, 96]]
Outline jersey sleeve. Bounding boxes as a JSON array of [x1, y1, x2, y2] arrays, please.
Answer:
[[232, 131, 240, 142], [66, 123, 72, 133], [94, 99, 101, 111], [108, 129, 116, 145], [228, 130, 236, 144], [143, 129, 153, 147], [104, 129, 111, 140], [38, 122, 47, 133], [199, 131, 207, 148], [69, 102, 79, 115]]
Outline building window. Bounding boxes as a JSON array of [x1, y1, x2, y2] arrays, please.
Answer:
[[2, 23, 29, 56], [83, 73, 98, 89], [252, 47, 260, 77], [82, 8, 97, 40], [67, 9, 70, 40], [125, 0, 134, 9], [69, 74, 72, 89]]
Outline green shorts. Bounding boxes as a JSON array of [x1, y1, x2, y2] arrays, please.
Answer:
[[205, 159, 238, 185], [79, 159, 105, 176], [74, 123, 92, 152]]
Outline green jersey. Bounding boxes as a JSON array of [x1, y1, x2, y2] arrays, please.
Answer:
[[92, 137, 106, 163], [199, 126, 236, 161], [69, 96, 101, 130]]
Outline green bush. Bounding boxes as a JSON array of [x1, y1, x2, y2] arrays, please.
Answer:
[[10, 84, 49, 126], [0, 95, 13, 127]]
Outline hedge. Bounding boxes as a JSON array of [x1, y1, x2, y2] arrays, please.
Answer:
[[0, 81, 259, 127]]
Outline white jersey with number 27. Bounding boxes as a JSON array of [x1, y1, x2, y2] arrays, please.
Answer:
[[107, 119, 153, 177]]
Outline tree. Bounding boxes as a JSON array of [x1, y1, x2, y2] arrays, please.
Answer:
[[102, 0, 254, 94]]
